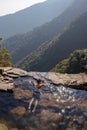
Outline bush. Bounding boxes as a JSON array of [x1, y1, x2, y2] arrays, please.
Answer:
[[0, 38, 13, 67], [51, 49, 87, 73]]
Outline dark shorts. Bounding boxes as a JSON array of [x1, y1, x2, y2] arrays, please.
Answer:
[[33, 91, 40, 100]]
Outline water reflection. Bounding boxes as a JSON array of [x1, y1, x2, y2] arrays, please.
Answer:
[[14, 77, 87, 103], [53, 85, 87, 103], [0, 76, 87, 130]]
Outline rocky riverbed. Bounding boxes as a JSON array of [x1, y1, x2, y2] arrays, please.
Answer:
[[0, 67, 87, 91], [0, 67, 87, 130]]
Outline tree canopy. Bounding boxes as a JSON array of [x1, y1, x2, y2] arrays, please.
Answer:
[[0, 38, 13, 67], [51, 49, 87, 73]]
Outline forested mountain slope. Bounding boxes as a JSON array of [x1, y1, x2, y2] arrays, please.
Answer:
[[18, 11, 87, 71], [2, 0, 87, 65], [0, 0, 73, 38]]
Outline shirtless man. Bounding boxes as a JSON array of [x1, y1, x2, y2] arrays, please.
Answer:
[[28, 79, 46, 113]]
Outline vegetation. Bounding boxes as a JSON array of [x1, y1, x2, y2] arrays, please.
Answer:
[[51, 59, 69, 73], [2, 0, 87, 65], [51, 49, 87, 73], [0, 38, 13, 67], [17, 36, 59, 71], [18, 10, 87, 72]]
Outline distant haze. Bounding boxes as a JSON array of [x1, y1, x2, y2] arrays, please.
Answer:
[[0, 0, 46, 16], [0, 0, 73, 38]]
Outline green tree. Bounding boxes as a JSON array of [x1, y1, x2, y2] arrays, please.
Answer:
[[51, 59, 69, 73], [51, 49, 87, 74], [0, 37, 13, 67], [67, 50, 87, 73]]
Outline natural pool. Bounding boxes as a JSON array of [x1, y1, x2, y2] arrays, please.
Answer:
[[0, 77, 87, 130]]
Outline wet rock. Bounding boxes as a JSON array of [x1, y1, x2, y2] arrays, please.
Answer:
[[0, 69, 4, 75], [0, 67, 29, 91], [0, 82, 14, 91], [48, 72, 87, 87], [10, 106, 26, 116], [28, 72, 87, 90], [10, 128, 18, 130], [0, 75, 4, 81], [0, 85, 87, 130], [0, 123, 8, 130], [13, 88, 32, 99], [40, 110, 63, 123], [0, 67, 28, 77], [0, 67, 87, 91]]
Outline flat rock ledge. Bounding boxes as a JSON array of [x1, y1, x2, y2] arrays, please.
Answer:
[[0, 67, 87, 91], [0, 67, 28, 91], [28, 72, 87, 90]]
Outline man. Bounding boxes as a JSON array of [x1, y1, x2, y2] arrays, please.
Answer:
[[28, 79, 46, 113]]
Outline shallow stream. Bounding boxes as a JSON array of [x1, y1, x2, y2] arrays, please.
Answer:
[[0, 76, 87, 130]]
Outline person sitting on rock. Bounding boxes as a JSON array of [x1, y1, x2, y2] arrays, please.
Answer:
[[28, 79, 46, 113]]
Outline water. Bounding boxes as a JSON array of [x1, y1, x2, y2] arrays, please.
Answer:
[[14, 76, 87, 101], [0, 76, 87, 130]]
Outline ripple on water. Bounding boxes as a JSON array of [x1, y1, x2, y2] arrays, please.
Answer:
[[14, 77, 87, 101], [53, 85, 87, 103]]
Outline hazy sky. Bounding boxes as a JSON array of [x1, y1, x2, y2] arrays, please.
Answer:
[[0, 0, 46, 16]]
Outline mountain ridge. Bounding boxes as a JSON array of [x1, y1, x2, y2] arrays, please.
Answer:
[[0, 0, 73, 38], [18, 11, 87, 71], [2, 0, 87, 68]]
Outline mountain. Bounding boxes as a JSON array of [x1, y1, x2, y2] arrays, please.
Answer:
[[18, 11, 87, 71], [0, 0, 73, 38], [2, 0, 87, 66]]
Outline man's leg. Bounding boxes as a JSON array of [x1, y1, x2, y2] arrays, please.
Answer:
[[32, 99, 39, 112], [28, 98, 34, 110]]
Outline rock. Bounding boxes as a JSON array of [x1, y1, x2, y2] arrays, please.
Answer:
[[48, 72, 87, 85], [10, 106, 26, 116], [0, 84, 87, 130], [0, 67, 28, 77], [0, 67, 87, 91], [0, 74, 14, 91], [0, 75, 4, 81], [0, 69, 4, 75], [10, 128, 18, 130], [0, 67, 28, 91], [0, 73, 14, 91], [40, 110, 63, 123], [13, 88, 32, 99], [0, 82, 14, 91], [28, 72, 87, 90], [0, 123, 8, 130], [4, 76, 13, 81]]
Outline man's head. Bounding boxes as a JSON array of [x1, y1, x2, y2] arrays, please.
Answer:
[[36, 79, 45, 84], [37, 79, 42, 84]]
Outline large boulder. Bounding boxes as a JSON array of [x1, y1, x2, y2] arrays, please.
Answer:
[[47, 72, 87, 86], [0, 67, 28, 91], [0, 67, 28, 77]]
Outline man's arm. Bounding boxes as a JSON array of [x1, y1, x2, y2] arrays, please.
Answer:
[[39, 83, 48, 88]]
